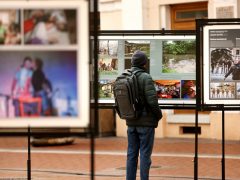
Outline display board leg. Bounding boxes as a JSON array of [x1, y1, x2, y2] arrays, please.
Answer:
[[27, 126, 31, 180], [222, 107, 225, 180], [90, 130, 95, 180], [194, 109, 198, 180]]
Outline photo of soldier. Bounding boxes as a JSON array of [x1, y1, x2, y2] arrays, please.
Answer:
[[210, 48, 233, 81], [224, 59, 240, 81], [210, 82, 235, 99], [236, 83, 240, 99]]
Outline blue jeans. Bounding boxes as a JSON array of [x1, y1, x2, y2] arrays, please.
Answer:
[[126, 126, 155, 180]]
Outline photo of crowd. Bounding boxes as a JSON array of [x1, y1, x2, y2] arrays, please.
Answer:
[[0, 51, 78, 118], [154, 80, 180, 99], [181, 80, 196, 99], [162, 40, 196, 73], [210, 82, 235, 99], [24, 9, 77, 45], [99, 80, 114, 99], [98, 40, 118, 75], [0, 9, 21, 45]]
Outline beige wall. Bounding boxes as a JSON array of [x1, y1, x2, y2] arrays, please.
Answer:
[[100, 0, 240, 140], [116, 111, 240, 140], [208, 0, 237, 18], [99, 0, 122, 30], [100, 10, 122, 30]]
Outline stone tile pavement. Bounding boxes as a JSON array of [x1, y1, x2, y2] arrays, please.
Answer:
[[0, 137, 240, 179]]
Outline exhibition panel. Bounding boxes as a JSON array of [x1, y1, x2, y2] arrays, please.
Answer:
[[98, 31, 196, 106], [196, 19, 240, 109], [0, 0, 89, 128]]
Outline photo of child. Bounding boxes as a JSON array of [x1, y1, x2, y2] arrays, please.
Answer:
[[0, 10, 21, 45]]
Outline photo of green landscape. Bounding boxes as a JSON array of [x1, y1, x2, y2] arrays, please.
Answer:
[[162, 40, 196, 73]]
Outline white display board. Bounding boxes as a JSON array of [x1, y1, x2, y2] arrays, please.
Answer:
[[203, 25, 240, 105], [0, 0, 89, 127], [98, 35, 196, 105]]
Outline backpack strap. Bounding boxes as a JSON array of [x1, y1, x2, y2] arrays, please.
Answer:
[[130, 69, 146, 108], [126, 69, 145, 76]]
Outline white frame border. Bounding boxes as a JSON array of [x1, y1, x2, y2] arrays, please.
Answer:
[[203, 25, 240, 105], [0, 0, 89, 128]]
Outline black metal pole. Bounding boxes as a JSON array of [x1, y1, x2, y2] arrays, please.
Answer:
[[194, 108, 198, 180], [27, 126, 31, 180], [90, 0, 99, 179], [90, 128, 95, 180], [222, 106, 225, 180]]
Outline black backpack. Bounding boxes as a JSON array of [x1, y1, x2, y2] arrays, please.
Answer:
[[113, 69, 144, 120]]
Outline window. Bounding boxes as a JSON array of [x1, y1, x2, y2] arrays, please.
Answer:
[[171, 2, 208, 30]]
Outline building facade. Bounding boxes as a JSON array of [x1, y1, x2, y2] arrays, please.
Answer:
[[99, 0, 240, 140]]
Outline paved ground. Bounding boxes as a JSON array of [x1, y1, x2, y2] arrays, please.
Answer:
[[0, 137, 240, 179]]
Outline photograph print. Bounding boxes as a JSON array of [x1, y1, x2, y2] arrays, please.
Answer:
[[24, 9, 77, 45], [124, 40, 150, 72], [98, 40, 118, 76], [236, 83, 240, 99], [0, 9, 21, 45], [99, 79, 115, 99], [162, 40, 196, 73], [124, 58, 150, 73], [210, 48, 235, 81], [0, 51, 78, 118], [181, 80, 196, 99], [154, 80, 180, 99], [125, 40, 150, 57], [210, 82, 235, 99]]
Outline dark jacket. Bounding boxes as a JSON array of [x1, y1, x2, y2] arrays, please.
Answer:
[[32, 69, 46, 92], [126, 67, 162, 128]]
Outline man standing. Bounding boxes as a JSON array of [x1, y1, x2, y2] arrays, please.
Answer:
[[126, 51, 162, 180]]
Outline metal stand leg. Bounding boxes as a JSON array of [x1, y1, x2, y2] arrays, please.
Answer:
[[194, 109, 199, 180], [90, 130, 95, 180], [27, 127, 31, 180], [222, 107, 225, 180]]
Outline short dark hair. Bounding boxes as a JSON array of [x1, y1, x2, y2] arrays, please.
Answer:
[[22, 56, 32, 67], [35, 58, 44, 69]]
